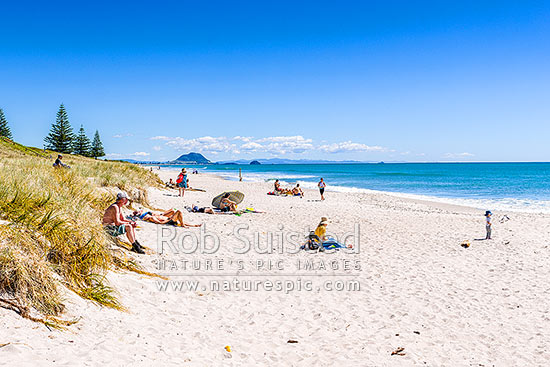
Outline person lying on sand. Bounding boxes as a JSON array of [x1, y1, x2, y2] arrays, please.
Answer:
[[103, 192, 145, 254], [133, 209, 202, 228], [190, 206, 215, 214], [219, 193, 238, 212], [292, 184, 304, 197]]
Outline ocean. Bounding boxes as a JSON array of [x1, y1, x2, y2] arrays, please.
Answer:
[[162, 163, 550, 213]]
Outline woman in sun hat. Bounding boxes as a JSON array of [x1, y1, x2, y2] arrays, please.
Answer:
[[314, 216, 329, 242]]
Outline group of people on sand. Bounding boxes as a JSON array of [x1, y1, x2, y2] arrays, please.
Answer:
[[272, 178, 327, 200], [274, 180, 304, 197], [102, 191, 201, 254], [98, 160, 495, 256]]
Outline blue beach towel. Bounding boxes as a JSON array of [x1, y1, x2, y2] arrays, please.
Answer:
[[322, 239, 346, 249]]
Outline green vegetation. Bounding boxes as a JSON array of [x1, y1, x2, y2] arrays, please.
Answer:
[[0, 109, 12, 139], [44, 104, 75, 153], [0, 136, 162, 327], [72, 125, 92, 156], [90, 130, 105, 159]]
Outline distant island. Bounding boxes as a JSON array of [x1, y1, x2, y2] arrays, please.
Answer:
[[250, 160, 261, 165]]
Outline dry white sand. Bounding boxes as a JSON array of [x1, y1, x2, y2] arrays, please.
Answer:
[[2, 170, 550, 366]]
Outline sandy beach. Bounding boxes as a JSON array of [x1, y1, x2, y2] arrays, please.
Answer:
[[2, 170, 550, 366]]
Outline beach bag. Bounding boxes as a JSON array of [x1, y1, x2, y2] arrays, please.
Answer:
[[176, 174, 183, 184], [306, 232, 321, 250]]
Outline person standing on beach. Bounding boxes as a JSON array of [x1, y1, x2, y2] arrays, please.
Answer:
[[485, 210, 492, 239], [318, 178, 326, 200], [176, 168, 188, 197]]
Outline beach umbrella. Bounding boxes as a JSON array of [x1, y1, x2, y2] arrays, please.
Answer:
[[212, 191, 245, 208]]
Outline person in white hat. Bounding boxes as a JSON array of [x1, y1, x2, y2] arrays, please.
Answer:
[[102, 191, 145, 254]]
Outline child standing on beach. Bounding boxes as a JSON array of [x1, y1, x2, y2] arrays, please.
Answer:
[[485, 210, 492, 239], [318, 178, 326, 201]]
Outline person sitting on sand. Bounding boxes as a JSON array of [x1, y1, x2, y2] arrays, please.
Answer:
[[274, 179, 282, 192], [485, 210, 493, 240], [165, 178, 175, 189], [219, 193, 238, 212], [176, 168, 189, 197], [103, 192, 145, 254], [133, 208, 201, 228], [292, 184, 304, 197], [53, 154, 70, 169], [315, 217, 329, 242]]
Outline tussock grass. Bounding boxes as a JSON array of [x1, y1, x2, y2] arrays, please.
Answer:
[[0, 137, 162, 326]]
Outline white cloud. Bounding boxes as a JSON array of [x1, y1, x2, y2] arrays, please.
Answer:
[[150, 135, 389, 157], [131, 152, 150, 157], [113, 133, 134, 139], [232, 136, 253, 142], [153, 146, 162, 151], [240, 142, 264, 151], [319, 141, 386, 154], [105, 153, 122, 158], [444, 152, 474, 159], [159, 136, 238, 153], [255, 135, 314, 154], [151, 136, 170, 141]]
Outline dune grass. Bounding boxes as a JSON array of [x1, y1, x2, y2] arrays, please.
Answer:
[[0, 137, 162, 326]]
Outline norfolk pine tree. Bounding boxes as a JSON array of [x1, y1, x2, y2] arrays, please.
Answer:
[[0, 108, 13, 139], [90, 130, 105, 159], [72, 125, 92, 156], [44, 104, 74, 153]]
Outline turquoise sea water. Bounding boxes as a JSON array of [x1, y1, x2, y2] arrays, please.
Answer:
[[163, 163, 550, 213]]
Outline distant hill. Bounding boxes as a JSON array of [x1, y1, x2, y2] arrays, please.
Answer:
[[120, 152, 212, 165], [250, 160, 261, 165], [172, 152, 211, 164]]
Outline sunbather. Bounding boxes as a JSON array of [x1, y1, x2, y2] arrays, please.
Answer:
[[190, 206, 215, 214], [292, 184, 304, 197], [274, 179, 282, 192], [133, 208, 201, 228], [103, 192, 145, 254], [219, 193, 238, 212]]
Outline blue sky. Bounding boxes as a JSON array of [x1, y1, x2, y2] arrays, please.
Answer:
[[1, 1, 549, 162]]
